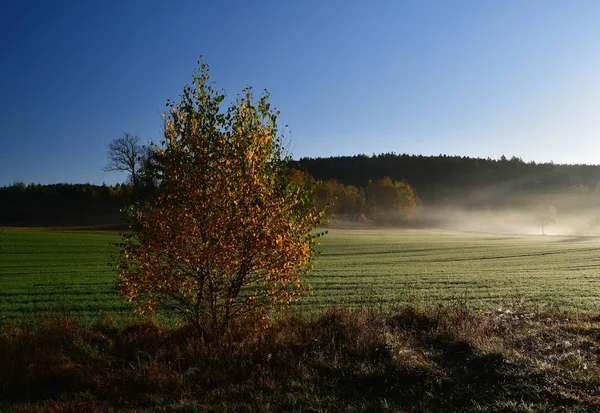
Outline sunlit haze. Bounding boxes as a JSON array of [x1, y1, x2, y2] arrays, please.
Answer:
[[3, 0, 600, 185]]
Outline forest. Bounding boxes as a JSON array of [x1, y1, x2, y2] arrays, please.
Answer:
[[3, 153, 600, 228], [0, 182, 129, 226]]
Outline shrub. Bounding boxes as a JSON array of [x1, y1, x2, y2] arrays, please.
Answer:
[[117, 60, 323, 337]]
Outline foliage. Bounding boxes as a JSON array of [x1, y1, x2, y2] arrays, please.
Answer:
[[292, 153, 600, 208], [365, 177, 417, 225], [136, 143, 161, 197], [315, 179, 365, 221], [117, 61, 323, 336], [0, 182, 131, 226]]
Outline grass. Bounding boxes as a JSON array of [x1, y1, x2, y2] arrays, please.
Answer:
[[306, 229, 600, 311], [2, 226, 600, 411], [1, 304, 600, 412], [0, 228, 134, 324], [3, 227, 600, 324]]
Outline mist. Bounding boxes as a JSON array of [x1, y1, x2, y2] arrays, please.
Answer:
[[418, 183, 600, 236], [421, 207, 590, 235]]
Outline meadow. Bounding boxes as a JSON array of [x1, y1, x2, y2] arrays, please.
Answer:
[[308, 228, 600, 311], [0, 228, 130, 324], [2, 226, 600, 324], [3, 226, 600, 411]]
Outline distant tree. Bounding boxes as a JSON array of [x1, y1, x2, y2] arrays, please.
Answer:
[[315, 179, 365, 221], [137, 144, 162, 197], [117, 61, 324, 337], [314, 180, 335, 213], [103, 133, 145, 192], [365, 177, 417, 225], [536, 205, 556, 235], [588, 213, 600, 233], [590, 216, 599, 231], [336, 184, 364, 220]]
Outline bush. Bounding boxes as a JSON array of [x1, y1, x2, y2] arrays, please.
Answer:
[[117, 60, 324, 337]]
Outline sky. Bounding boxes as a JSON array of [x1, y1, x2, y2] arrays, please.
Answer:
[[2, 0, 600, 186]]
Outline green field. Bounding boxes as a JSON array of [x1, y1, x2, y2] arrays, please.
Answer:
[[2, 227, 600, 323], [308, 228, 600, 310], [0, 228, 132, 324]]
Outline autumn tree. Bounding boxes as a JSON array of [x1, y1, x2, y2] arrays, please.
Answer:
[[315, 179, 365, 221], [117, 61, 323, 337], [365, 177, 417, 225]]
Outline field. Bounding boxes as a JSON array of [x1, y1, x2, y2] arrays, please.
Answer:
[[308, 228, 600, 311], [2, 227, 600, 324], [3, 227, 600, 411], [0, 228, 131, 324]]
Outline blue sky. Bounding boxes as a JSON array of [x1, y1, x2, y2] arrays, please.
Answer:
[[2, 0, 600, 185]]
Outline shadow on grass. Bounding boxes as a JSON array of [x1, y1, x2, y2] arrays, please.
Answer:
[[1, 305, 600, 412]]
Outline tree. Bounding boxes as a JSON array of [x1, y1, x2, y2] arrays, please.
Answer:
[[137, 143, 162, 198], [365, 177, 417, 225], [103, 133, 145, 192], [589, 215, 600, 233], [535, 205, 556, 235], [117, 61, 323, 337], [315, 179, 365, 221]]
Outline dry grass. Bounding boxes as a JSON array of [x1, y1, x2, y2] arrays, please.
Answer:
[[1, 303, 600, 412]]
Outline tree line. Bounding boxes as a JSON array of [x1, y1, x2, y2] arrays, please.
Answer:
[[308, 174, 417, 225], [292, 153, 600, 210], [0, 182, 131, 226], [5, 152, 600, 227]]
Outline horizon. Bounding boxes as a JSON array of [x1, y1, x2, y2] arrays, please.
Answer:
[[3, 1, 600, 186], [3, 151, 600, 188]]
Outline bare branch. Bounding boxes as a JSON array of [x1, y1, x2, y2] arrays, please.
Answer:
[[104, 133, 142, 188]]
